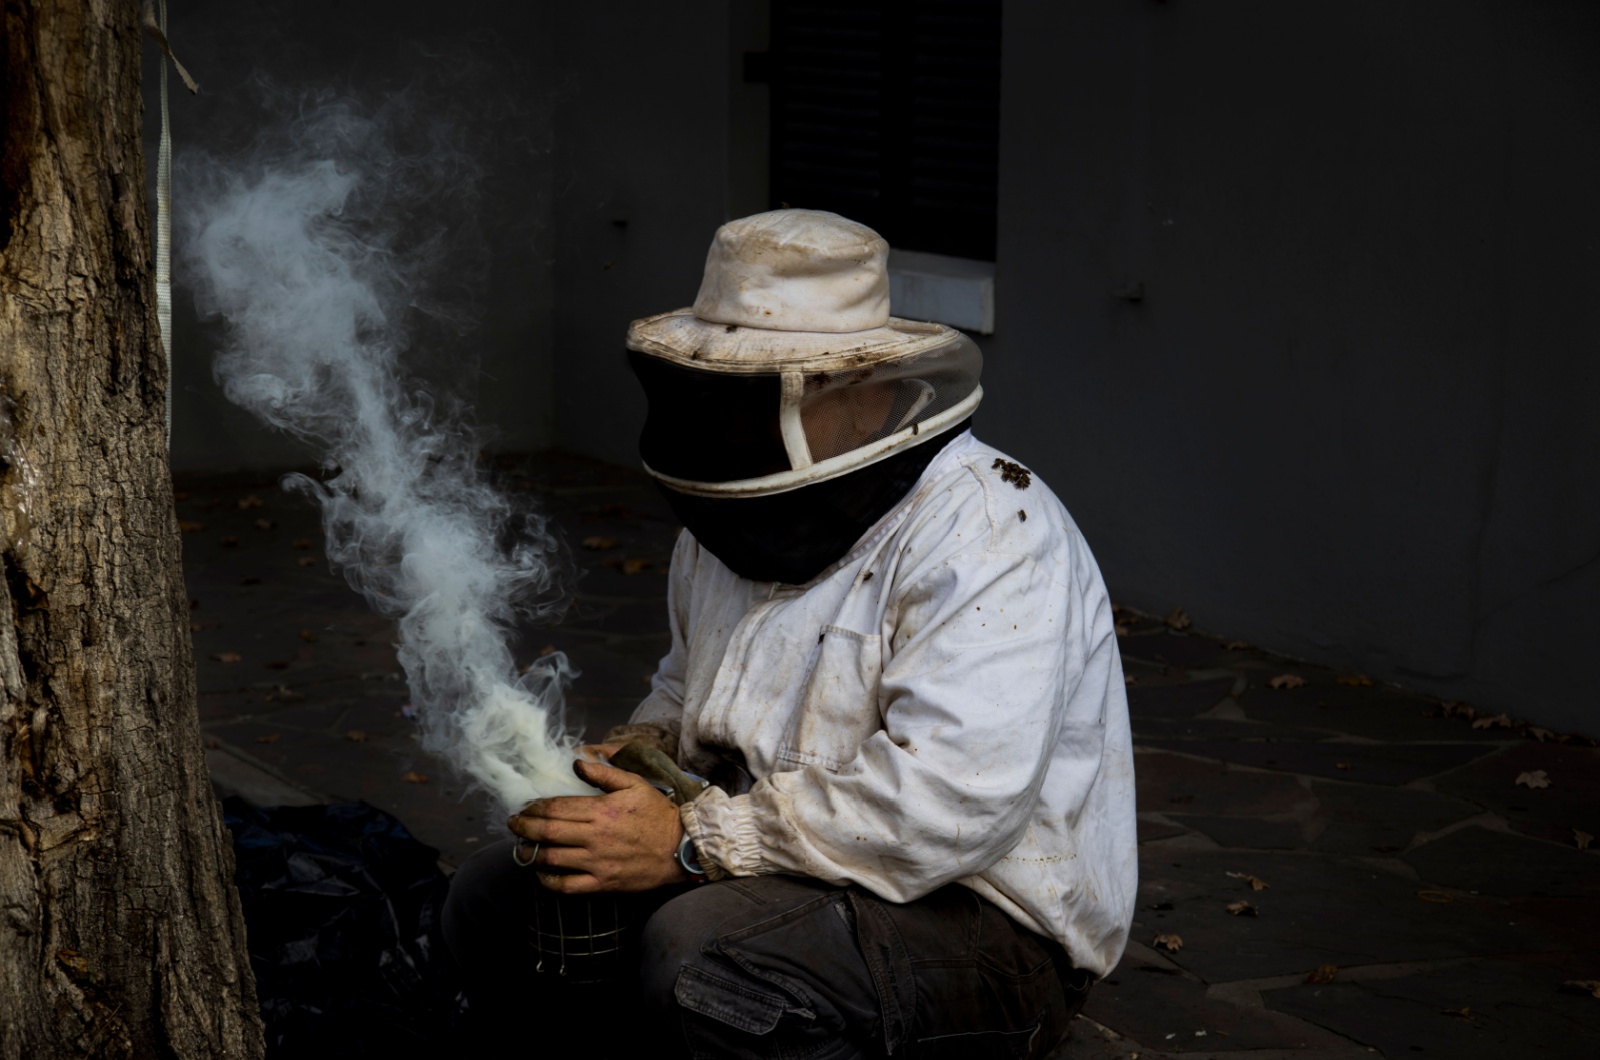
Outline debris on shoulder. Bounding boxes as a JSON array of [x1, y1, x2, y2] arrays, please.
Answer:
[[992, 458, 1032, 489]]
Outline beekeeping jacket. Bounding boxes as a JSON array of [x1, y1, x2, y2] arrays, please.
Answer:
[[619, 210, 1138, 977]]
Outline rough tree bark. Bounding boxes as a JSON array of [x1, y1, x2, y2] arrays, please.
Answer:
[[0, 2, 263, 1057]]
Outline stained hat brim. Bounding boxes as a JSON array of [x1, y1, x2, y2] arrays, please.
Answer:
[[626, 308, 961, 373]]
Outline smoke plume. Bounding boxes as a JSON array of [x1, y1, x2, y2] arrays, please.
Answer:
[[181, 96, 591, 811]]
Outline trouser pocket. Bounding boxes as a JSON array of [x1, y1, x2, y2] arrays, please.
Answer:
[[671, 888, 862, 1060], [675, 962, 794, 1035]]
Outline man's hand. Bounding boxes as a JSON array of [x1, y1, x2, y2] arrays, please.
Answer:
[[507, 759, 688, 894]]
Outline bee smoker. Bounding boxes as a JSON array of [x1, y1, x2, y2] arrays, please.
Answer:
[[519, 743, 708, 984]]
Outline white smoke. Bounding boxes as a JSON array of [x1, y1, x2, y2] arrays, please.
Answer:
[[181, 98, 592, 811]]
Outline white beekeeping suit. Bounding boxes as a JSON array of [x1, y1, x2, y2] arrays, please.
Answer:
[[615, 209, 1138, 977]]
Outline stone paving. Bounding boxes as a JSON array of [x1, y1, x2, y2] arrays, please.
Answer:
[[175, 452, 1600, 1059]]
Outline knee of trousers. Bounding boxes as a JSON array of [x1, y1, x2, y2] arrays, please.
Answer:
[[441, 840, 524, 964], [637, 879, 873, 1059], [635, 883, 737, 1013]]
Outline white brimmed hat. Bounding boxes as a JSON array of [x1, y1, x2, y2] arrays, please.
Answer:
[[626, 209, 983, 496]]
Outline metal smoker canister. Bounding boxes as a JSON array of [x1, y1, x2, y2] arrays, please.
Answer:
[[528, 890, 628, 983], [525, 744, 708, 983]]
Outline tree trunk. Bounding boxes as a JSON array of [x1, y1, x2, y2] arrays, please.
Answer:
[[0, 2, 264, 1057]]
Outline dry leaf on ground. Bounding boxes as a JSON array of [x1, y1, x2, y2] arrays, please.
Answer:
[[538, 644, 558, 657], [1335, 762, 1354, 771], [253, 733, 280, 744], [1223, 640, 1250, 650], [254, 518, 275, 530], [297, 557, 318, 567], [299, 628, 318, 643], [238, 495, 265, 509], [1226, 871, 1270, 891], [1527, 726, 1555, 742], [1305, 964, 1338, 984], [1575, 830, 1593, 851], [1515, 770, 1551, 789], [1152, 933, 1183, 953], [1471, 713, 1514, 730], [1114, 621, 1130, 637], [621, 558, 652, 575], [291, 538, 312, 550], [1441, 1007, 1473, 1021], [1268, 674, 1307, 690], [178, 520, 206, 533], [581, 535, 620, 550], [344, 730, 368, 743], [1225, 901, 1258, 917], [1439, 700, 1476, 719], [1416, 890, 1454, 904], [211, 651, 242, 664], [1336, 674, 1373, 687], [401, 771, 429, 784], [1560, 980, 1600, 999], [1165, 608, 1191, 631], [219, 535, 240, 547], [1124, 674, 1137, 686]]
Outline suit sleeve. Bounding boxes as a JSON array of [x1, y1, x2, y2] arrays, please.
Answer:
[[683, 543, 1105, 901]]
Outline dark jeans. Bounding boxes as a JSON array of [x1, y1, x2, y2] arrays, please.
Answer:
[[442, 841, 1092, 1059]]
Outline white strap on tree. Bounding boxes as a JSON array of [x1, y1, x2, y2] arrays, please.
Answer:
[[141, 1, 197, 449]]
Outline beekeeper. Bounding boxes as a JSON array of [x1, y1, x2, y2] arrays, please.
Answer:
[[446, 209, 1137, 1057]]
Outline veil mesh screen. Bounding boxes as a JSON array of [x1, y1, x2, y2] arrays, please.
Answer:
[[631, 333, 980, 486], [799, 335, 981, 464]]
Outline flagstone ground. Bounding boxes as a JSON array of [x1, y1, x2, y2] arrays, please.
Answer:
[[177, 451, 1600, 1060]]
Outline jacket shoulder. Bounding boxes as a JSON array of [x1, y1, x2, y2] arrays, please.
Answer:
[[897, 437, 1092, 586]]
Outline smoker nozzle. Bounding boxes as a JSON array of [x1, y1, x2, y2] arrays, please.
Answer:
[[605, 742, 709, 807]]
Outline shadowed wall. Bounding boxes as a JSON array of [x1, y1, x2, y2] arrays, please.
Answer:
[[982, 0, 1599, 730]]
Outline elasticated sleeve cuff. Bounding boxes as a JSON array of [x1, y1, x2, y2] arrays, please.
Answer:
[[679, 786, 767, 881]]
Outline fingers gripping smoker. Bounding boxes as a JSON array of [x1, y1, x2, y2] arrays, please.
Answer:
[[517, 745, 708, 983]]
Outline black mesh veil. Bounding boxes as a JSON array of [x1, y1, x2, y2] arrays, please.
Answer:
[[629, 333, 982, 496]]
